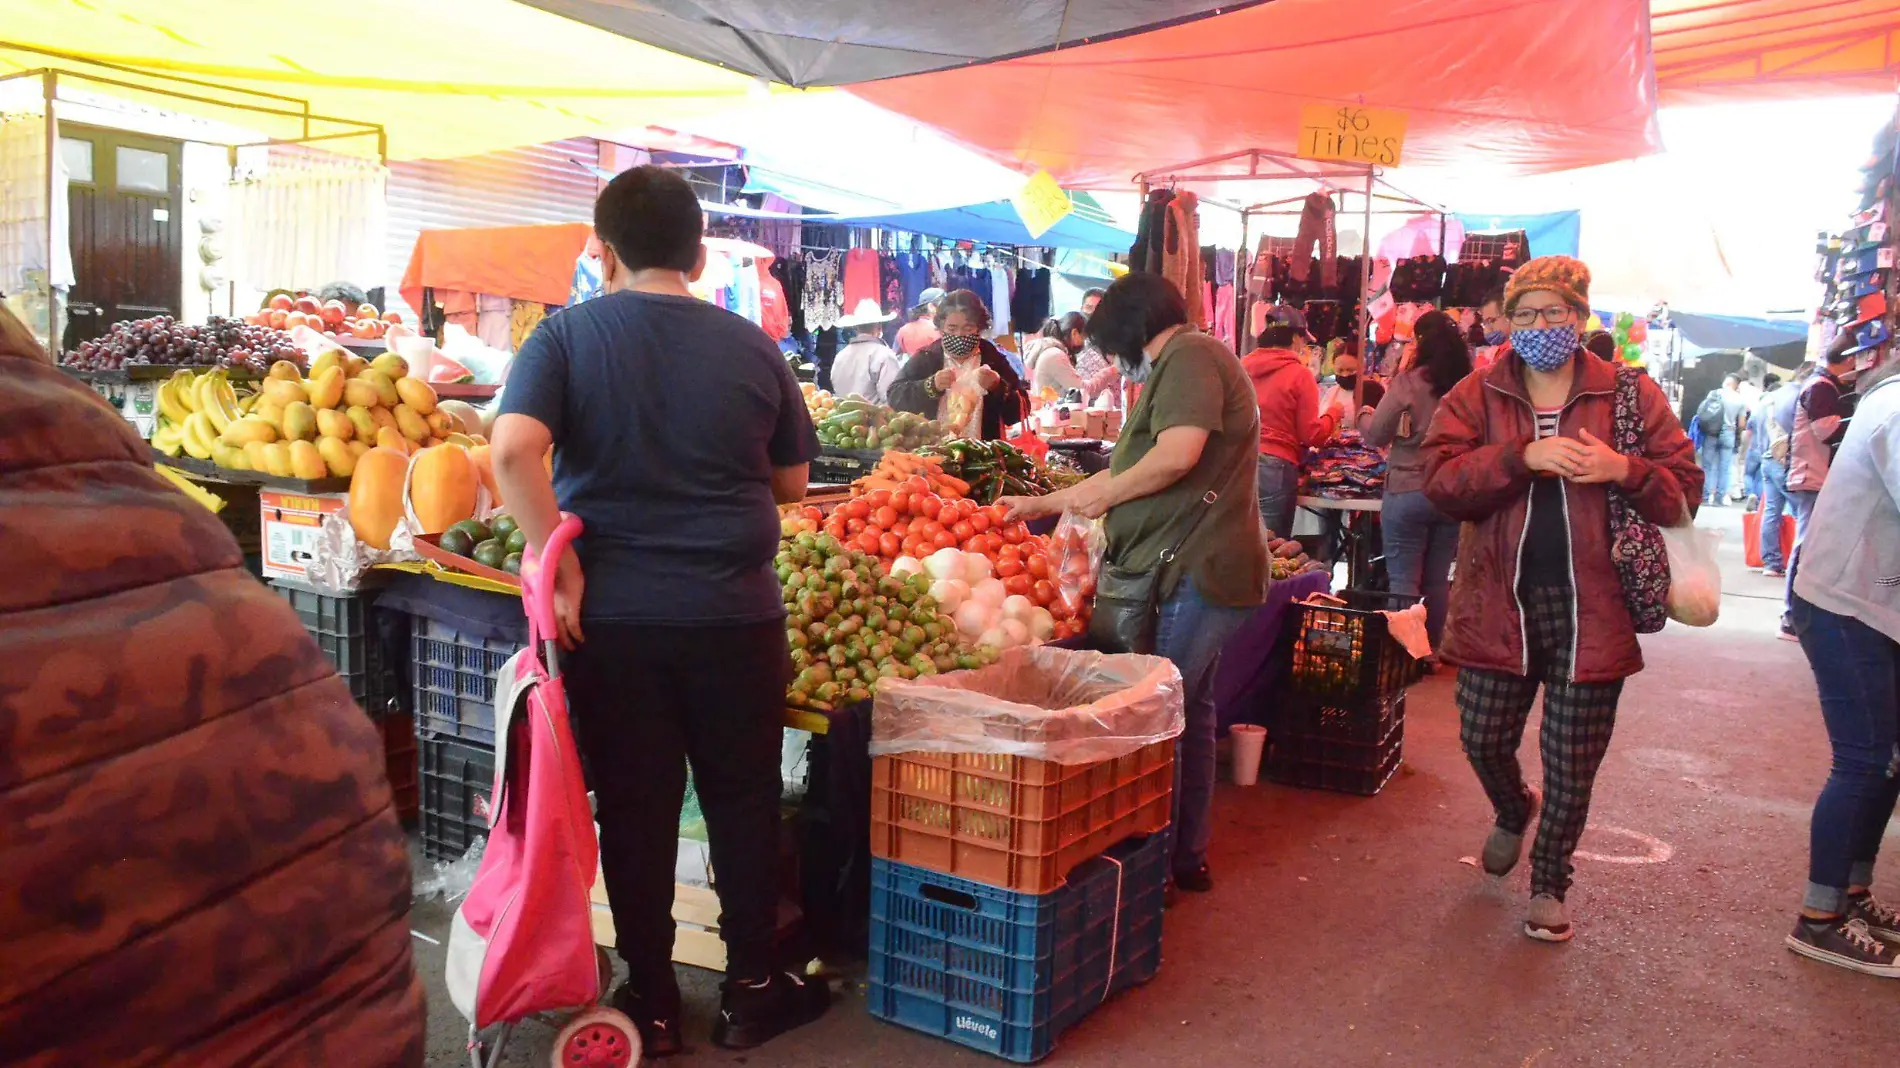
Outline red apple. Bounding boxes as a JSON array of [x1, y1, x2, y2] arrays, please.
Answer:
[[382, 310, 404, 325], [293, 295, 321, 316], [320, 299, 348, 327], [268, 293, 294, 312], [266, 309, 288, 329], [356, 303, 379, 319]]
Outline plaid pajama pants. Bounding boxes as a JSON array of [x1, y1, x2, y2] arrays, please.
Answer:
[[1457, 584, 1625, 900]]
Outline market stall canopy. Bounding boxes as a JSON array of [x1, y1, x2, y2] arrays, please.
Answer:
[[843, 0, 1661, 186], [0, 0, 780, 160], [508, 1, 1254, 87], [811, 200, 1136, 252], [1653, 0, 1900, 103], [400, 223, 592, 314]]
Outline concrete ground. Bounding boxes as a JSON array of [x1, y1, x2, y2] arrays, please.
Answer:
[[412, 506, 1900, 1067]]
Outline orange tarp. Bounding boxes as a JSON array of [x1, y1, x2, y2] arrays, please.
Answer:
[[848, 0, 1662, 186], [399, 223, 592, 315], [1653, 0, 1900, 103]]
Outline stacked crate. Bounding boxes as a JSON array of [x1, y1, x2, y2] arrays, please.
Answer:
[[270, 580, 416, 821], [1268, 589, 1423, 796], [408, 615, 525, 860], [868, 739, 1173, 1061]]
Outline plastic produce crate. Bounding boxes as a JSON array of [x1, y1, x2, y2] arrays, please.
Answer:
[[1272, 690, 1406, 746], [411, 616, 523, 747], [380, 709, 419, 825], [419, 730, 496, 861], [871, 741, 1172, 894], [1266, 715, 1403, 797], [867, 830, 1168, 1063], [271, 579, 404, 716], [1288, 589, 1423, 702]]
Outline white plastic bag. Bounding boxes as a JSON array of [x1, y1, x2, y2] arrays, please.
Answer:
[[1663, 522, 1722, 627], [942, 362, 987, 439]]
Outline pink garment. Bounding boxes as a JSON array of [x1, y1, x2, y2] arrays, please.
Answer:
[[1213, 285, 1236, 345], [477, 294, 512, 351], [843, 249, 881, 310]]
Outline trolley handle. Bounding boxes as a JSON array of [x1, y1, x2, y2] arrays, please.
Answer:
[[521, 512, 583, 675]]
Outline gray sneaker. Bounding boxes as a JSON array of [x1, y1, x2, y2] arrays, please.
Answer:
[[1847, 893, 1900, 944], [1482, 786, 1541, 877], [1525, 893, 1573, 942], [1786, 916, 1900, 977]]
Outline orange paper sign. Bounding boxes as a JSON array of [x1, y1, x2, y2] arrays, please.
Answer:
[[1297, 104, 1408, 167], [1011, 170, 1074, 240]]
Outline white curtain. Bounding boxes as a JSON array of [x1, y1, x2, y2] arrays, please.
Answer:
[[0, 109, 73, 295], [228, 150, 385, 291]]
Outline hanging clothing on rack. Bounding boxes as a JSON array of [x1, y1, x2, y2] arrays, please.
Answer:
[[1011, 265, 1051, 332], [1129, 189, 1176, 275], [1163, 191, 1206, 328], [842, 247, 881, 310], [803, 250, 843, 332], [895, 252, 932, 315], [1291, 192, 1338, 288], [989, 265, 1013, 337]]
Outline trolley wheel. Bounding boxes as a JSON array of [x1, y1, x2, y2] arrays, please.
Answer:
[[549, 1007, 640, 1068]]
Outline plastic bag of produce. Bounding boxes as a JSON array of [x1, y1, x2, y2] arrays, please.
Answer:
[[942, 363, 986, 439], [1663, 521, 1723, 627], [871, 644, 1183, 764], [1050, 511, 1104, 618]]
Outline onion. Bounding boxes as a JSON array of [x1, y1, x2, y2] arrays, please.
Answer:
[[1000, 619, 1030, 646], [962, 552, 993, 582], [955, 600, 993, 637], [972, 578, 1008, 607], [890, 556, 926, 580], [1001, 594, 1035, 621], [977, 627, 1009, 649], [1027, 607, 1056, 641], [929, 579, 969, 612], [925, 547, 967, 582]]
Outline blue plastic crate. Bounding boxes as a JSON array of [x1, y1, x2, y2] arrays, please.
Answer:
[[867, 830, 1168, 1062], [410, 616, 522, 748]]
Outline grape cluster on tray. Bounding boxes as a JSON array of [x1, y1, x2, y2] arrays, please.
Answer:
[[63, 315, 303, 374]]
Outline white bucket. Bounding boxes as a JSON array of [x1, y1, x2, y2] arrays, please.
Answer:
[[1229, 724, 1267, 786]]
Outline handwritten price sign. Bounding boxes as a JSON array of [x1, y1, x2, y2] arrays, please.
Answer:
[[1296, 104, 1408, 167], [1011, 169, 1073, 240]]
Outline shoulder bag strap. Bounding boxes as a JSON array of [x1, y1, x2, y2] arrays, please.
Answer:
[[1157, 432, 1258, 567]]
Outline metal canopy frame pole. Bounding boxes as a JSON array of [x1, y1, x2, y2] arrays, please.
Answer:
[[1360, 168, 1374, 355], [42, 69, 55, 351]]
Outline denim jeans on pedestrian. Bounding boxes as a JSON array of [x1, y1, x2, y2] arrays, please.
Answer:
[[1256, 455, 1300, 541], [1791, 595, 1900, 914], [1381, 489, 1459, 649], [1743, 449, 1763, 503], [1785, 489, 1820, 614], [1697, 437, 1735, 503], [1153, 576, 1255, 877], [1760, 456, 1789, 572]]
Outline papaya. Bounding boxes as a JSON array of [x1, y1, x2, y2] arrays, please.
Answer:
[[348, 446, 411, 550], [408, 443, 478, 535], [468, 443, 500, 506]]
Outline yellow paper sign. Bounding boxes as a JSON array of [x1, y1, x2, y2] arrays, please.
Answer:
[[1297, 104, 1408, 167], [1011, 169, 1074, 240]]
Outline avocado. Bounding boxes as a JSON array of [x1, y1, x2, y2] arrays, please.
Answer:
[[502, 552, 523, 575], [438, 528, 474, 557], [489, 514, 519, 542], [472, 538, 507, 569], [450, 517, 492, 545], [504, 528, 528, 555]]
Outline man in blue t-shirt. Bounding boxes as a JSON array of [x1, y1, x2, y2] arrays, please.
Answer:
[[493, 165, 825, 1053]]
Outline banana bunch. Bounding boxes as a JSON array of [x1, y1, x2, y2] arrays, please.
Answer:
[[152, 368, 242, 462]]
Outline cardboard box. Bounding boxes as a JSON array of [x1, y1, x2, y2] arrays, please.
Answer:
[[259, 490, 346, 582], [119, 381, 158, 439]]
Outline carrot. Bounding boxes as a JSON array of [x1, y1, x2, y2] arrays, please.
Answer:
[[936, 474, 970, 496]]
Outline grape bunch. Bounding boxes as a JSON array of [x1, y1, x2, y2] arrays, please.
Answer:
[[64, 315, 302, 374]]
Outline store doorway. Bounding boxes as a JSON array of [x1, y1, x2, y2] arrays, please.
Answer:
[[60, 124, 182, 348]]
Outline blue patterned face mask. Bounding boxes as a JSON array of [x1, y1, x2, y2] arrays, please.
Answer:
[[1484, 329, 1510, 347], [1513, 325, 1580, 372]]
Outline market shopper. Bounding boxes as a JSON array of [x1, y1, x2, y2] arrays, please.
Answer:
[[889, 288, 1028, 440], [1785, 334, 1860, 631], [831, 298, 903, 405], [1366, 309, 1471, 655], [1242, 313, 1337, 538], [0, 306, 427, 1067], [491, 165, 829, 1054], [1473, 283, 1510, 371], [1423, 255, 1702, 944], [1784, 356, 1900, 978], [1027, 311, 1120, 403], [1759, 366, 1808, 581], [894, 286, 945, 356], [1693, 373, 1747, 505], [998, 272, 1268, 893], [1081, 286, 1106, 317], [1319, 346, 1385, 434]]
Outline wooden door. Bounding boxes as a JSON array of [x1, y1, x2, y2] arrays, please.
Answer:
[[61, 125, 181, 348]]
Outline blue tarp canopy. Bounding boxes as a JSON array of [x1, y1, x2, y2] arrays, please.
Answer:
[[1667, 311, 1808, 352], [820, 201, 1135, 252], [1457, 211, 1583, 259]]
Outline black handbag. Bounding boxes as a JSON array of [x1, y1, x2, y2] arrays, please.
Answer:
[[1088, 443, 1256, 655]]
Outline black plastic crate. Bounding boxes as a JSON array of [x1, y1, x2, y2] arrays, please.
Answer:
[[411, 617, 522, 747], [1288, 589, 1423, 702], [271, 579, 405, 716], [419, 731, 496, 861], [1272, 691, 1405, 746], [1266, 717, 1403, 797]]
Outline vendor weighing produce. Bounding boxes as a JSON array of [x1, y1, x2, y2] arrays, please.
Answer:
[[491, 165, 829, 1055], [889, 288, 1027, 441]]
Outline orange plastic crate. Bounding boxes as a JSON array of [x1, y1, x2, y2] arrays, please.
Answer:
[[871, 740, 1173, 893]]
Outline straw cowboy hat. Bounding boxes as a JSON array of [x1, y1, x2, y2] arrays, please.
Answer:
[[837, 298, 896, 328]]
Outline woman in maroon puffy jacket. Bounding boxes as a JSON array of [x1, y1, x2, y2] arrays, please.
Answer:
[[1422, 257, 1701, 945], [0, 307, 425, 1067]]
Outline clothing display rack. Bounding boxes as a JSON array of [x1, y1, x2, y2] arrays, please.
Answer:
[[1131, 149, 1448, 355]]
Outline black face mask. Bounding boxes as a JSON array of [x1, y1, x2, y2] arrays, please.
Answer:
[[1334, 373, 1359, 390]]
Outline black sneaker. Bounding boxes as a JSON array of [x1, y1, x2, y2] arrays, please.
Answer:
[[1779, 619, 1800, 643], [609, 986, 684, 1058], [1785, 916, 1900, 977], [1173, 863, 1213, 893], [712, 971, 831, 1050], [1848, 892, 1900, 943]]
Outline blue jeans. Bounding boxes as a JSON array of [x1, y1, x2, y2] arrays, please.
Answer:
[[1381, 489, 1459, 648], [1744, 449, 1763, 502], [1154, 576, 1255, 876], [1760, 457, 1789, 572], [1785, 489, 1820, 614], [1256, 455, 1300, 540], [1697, 437, 1735, 502], [1791, 595, 1900, 913]]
